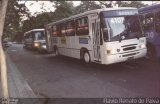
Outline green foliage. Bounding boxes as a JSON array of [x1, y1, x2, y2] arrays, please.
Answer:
[[3, 0, 29, 40], [22, 12, 53, 32], [116, 1, 148, 8], [4, 1, 149, 42], [99, 1, 113, 8], [22, 1, 74, 33], [52, 1, 74, 21], [74, 1, 101, 14]]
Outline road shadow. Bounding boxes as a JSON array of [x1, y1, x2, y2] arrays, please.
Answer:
[[45, 55, 134, 73]]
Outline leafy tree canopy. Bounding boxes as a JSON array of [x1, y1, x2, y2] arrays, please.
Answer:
[[3, 0, 29, 40], [3, 1, 149, 42], [116, 1, 148, 8], [75, 1, 101, 14]]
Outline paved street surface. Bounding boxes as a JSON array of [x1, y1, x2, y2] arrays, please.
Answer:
[[5, 44, 160, 98]]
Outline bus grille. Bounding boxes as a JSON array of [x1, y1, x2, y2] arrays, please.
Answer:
[[123, 46, 136, 51], [122, 53, 138, 57], [121, 44, 137, 51]]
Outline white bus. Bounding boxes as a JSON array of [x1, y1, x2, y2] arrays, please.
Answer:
[[45, 7, 147, 65], [23, 29, 47, 52]]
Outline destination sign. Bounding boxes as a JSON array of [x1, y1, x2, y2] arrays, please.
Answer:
[[102, 9, 138, 17]]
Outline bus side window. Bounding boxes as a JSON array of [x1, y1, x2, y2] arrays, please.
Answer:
[[24, 34, 28, 39], [60, 23, 66, 36], [56, 24, 61, 37], [29, 32, 33, 40], [155, 11, 160, 33], [32, 32, 36, 40], [76, 17, 89, 36], [143, 13, 154, 31], [52, 25, 57, 37], [66, 20, 75, 36]]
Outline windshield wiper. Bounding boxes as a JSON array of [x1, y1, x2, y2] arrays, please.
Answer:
[[119, 32, 140, 42]]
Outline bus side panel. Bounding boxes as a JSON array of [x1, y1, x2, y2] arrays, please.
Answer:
[[139, 10, 160, 58], [58, 36, 66, 56]]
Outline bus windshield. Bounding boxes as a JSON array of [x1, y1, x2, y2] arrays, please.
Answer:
[[103, 15, 143, 42], [34, 31, 44, 40]]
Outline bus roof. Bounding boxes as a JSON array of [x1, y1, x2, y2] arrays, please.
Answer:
[[139, 4, 160, 14], [24, 29, 44, 35], [45, 7, 137, 27]]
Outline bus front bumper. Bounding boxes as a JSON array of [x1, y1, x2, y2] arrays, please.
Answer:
[[102, 48, 147, 65]]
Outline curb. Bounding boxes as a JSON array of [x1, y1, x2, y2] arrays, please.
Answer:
[[6, 54, 37, 98]]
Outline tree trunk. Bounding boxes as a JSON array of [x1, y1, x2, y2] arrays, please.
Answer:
[[0, 0, 9, 100]]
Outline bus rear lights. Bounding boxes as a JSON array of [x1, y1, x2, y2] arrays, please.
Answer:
[[139, 44, 146, 48]]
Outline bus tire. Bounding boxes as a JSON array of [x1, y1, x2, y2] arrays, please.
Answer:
[[83, 51, 91, 63]]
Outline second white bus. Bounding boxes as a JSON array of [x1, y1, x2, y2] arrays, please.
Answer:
[[45, 7, 147, 65], [23, 29, 47, 52]]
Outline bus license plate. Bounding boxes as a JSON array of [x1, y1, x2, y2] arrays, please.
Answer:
[[127, 56, 134, 60]]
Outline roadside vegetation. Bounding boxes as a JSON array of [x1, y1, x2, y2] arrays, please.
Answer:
[[3, 1, 148, 42]]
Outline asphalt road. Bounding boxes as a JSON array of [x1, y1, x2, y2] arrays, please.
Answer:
[[6, 44, 160, 98]]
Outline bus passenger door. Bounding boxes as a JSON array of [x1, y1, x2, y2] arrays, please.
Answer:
[[46, 28, 53, 52], [91, 19, 101, 62]]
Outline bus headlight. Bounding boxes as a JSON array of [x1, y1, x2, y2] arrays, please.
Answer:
[[139, 44, 146, 49], [34, 43, 39, 47], [107, 49, 116, 54]]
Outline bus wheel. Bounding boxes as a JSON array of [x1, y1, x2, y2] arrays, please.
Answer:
[[83, 51, 91, 63]]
